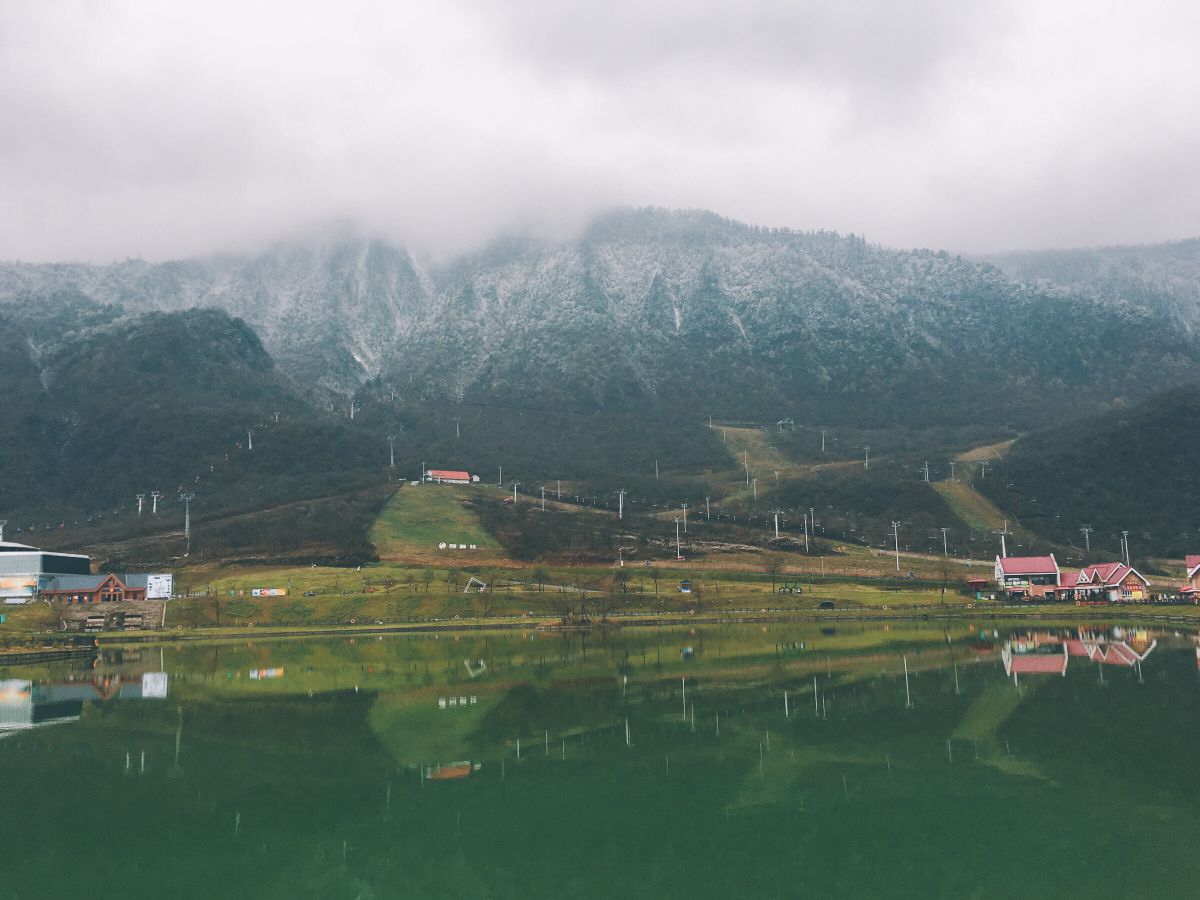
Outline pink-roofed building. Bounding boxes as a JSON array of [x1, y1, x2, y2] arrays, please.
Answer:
[[1181, 555, 1200, 597], [995, 555, 1060, 599], [1061, 562, 1149, 602]]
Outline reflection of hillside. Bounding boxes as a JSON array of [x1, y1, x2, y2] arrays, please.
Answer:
[[6, 623, 1200, 898]]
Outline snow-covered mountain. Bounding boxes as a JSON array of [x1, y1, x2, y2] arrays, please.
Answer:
[[986, 238, 1200, 337], [4, 208, 1199, 426]]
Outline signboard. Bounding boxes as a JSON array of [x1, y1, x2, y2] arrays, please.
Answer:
[[145, 574, 173, 600], [0, 576, 37, 601]]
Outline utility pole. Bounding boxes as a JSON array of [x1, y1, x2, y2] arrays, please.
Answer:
[[994, 521, 1009, 558], [387, 435, 396, 467], [940, 527, 950, 557], [151, 491, 162, 515], [557, 480, 561, 500], [809, 507, 815, 531], [771, 509, 782, 539], [820, 429, 828, 453], [1121, 530, 1130, 566], [512, 481, 520, 504], [180, 492, 195, 554], [681, 502, 688, 533], [247, 430, 253, 451], [752, 477, 757, 501], [706, 496, 711, 520], [863, 446, 870, 470], [674, 518, 683, 560], [923, 461, 930, 483], [349, 399, 356, 420], [949, 461, 957, 483], [540, 486, 546, 511], [498, 465, 502, 486], [979, 460, 988, 479], [618, 489, 626, 520], [744, 452, 750, 484], [273, 410, 280, 423], [1080, 525, 1093, 551], [454, 417, 461, 438], [136, 494, 146, 516], [803, 513, 810, 552], [0, 520, 6, 542], [892, 521, 901, 572], [655, 459, 659, 480]]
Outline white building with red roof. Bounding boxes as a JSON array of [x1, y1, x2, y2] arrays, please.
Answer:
[[995, 554, 1060, 598], [424, 469, 476, 485]]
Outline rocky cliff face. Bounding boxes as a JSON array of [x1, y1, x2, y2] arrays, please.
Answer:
[[4, 209, 1199, 426]]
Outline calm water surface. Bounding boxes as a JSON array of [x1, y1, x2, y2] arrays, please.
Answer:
[[2, 621, 1199, 899]]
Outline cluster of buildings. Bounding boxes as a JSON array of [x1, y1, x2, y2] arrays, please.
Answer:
[[992, 554, 1150, 602], [985, 552, 1200, 602], [0, 541, 171, 605]]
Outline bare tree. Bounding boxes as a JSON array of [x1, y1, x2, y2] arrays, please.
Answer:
[[766, 555, 786, 594]]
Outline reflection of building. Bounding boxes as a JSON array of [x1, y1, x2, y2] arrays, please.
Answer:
[[423, 761, 481, 780], [1002, 635, 1068, 676], [0, 541, 91, 603], [0, 673, 168, 736], [1002, 629, 1156, 676], [1065, 634, 1156, 666]]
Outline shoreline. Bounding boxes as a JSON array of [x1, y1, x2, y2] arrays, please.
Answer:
[[4, 603, 1196, 660], [24, 603, 1200, 651]]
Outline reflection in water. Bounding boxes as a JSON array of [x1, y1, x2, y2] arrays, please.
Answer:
[[2, 622, 1200, 898], [1002, 628, 1156, 677], [0, 671, 168, 735]]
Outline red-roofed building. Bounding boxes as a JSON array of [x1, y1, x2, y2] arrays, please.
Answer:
[[424, 469, 475, 485], [995, 555, 1060, 598], [1181, 555, 1200, 597], [1061, 562, 1149, 602]]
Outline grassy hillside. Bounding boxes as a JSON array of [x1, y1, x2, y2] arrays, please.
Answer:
[[369, 484, 508, 564], [978, 385, 1200, 560]]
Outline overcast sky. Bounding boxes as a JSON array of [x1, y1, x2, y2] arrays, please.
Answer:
[[1, 0, 1198, 262]]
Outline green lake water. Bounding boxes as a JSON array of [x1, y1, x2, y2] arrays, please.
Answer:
[[2, 620, 1199, 898]]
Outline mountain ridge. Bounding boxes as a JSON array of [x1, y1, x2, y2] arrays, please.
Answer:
[[5, 208, 1200, 427]]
